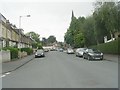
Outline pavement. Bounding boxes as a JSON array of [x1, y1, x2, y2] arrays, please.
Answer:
[[1, 52, 118, 74], [103, 54, 119, 63], [2, 54, 35, 74]]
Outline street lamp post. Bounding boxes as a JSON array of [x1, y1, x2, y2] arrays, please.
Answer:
[[19, 15, 30, 58]]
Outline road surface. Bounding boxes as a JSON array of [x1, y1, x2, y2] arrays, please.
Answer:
[[2, 51, 118, 88]]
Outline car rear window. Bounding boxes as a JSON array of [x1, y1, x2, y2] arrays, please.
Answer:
[[37, 50, 43, 53]]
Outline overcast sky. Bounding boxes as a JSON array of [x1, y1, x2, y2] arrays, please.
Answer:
[[0, 1, 95, 42]]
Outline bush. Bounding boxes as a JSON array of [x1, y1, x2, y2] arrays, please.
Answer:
[[21, 48, 33, 55], [2, 47, 19, 59], [90, 38, 120, 54]]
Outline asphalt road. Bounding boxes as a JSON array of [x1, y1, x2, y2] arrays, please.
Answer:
[[2, 51, 118, 88]]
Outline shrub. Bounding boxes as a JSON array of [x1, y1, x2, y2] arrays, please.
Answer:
[[21, 48, 33, 55], [90, 38, 120, 54]]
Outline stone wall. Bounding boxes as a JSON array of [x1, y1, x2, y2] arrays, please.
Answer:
[[18, 51, 27, 58], [0, 50, 10, 63]]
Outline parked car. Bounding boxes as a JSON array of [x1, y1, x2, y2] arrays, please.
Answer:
[[50, 48, 56, 51], [44, 48, 49, 52], [75, 48, 86, 57], [63, 50, 67, 53], [59, 48, 63, 52], [67, 48, 74, 54], [35, 49, 45, 58], [83, 48, 103, 60]]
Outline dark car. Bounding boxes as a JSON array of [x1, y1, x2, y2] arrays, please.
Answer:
[[35, 49, 45, 58], [83, 48, 103, 60]]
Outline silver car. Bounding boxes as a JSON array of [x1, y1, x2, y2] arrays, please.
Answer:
[[75, 48, 86, 57], [67, 48, 74, 54]]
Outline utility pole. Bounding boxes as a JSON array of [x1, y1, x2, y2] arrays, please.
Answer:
[[19, 15, 30, 58]]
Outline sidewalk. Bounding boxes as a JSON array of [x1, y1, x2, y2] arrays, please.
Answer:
[[2, 54, 34, 74], [104, 54, 119, 63]]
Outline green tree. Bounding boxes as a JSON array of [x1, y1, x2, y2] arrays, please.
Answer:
[[93, 1, 118, 44], [64, 29, 74, 46], [37, 43, 43, 49], [32, 42, 38, 48], [47, 35, 56, 44], [74, 33, 84, 48], [26, 32, 40, 43], [65, 1, 119, 48], [32, 42, 43, 49], [83, 16, 97, 47], [64, 11, 85, 47], [116, 1, 120, 32]]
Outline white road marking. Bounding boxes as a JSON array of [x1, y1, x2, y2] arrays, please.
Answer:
[[5, 72, 11, 75], [0, 72, 11, 78], [1, 75, 6, 78]]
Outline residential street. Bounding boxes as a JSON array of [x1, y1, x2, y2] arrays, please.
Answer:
[[2, 51, 118, 88]]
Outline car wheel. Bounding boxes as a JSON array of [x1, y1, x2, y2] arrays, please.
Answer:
[[83, 55, 85, 59], [88, 56, 91, 61], [76, 53, 78, 57]]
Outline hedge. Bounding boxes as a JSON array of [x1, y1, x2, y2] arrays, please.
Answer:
[[90, 38, 120, 54], [2, 47, 19, 59], [21, 48, 33, 55]]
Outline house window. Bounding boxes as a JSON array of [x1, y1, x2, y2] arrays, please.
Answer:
[[6, 40, 9, 47], [0, 41, 2, 48], [118, 34, 120, 38]]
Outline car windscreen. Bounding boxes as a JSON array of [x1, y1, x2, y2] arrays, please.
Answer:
[[88, 49, 100, 53], [79, 48, 86, 51], [68, 48, 73, 50]]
